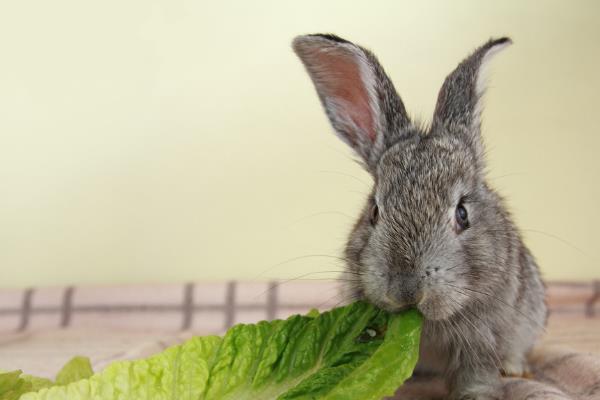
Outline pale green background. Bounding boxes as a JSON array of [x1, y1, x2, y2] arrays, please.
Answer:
[[1, 1, 598, 287]]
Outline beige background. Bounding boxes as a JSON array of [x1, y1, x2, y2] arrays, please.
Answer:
[[0, 0, 598, 288]]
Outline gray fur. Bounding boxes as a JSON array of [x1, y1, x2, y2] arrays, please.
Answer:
[[293, 34, 546, 400]]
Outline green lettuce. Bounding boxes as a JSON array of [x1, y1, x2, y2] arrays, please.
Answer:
[[54, 357, 94, 387], [0, 370, 35, 400], [0, 355, 93, 400], [17, 301, 421, 400]]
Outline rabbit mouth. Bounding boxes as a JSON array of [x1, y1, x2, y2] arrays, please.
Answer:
[[360, 287, 458, 322], [382, 293, 415, 313]]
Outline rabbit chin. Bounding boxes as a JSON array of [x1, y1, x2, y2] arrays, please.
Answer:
[[416, 292, 463, 321]]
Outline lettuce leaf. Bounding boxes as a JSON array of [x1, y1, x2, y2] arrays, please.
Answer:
[[0, 370, 54, 400], [0, 355, 94, 400], [54, 357, 94, 386], [0, 370, 33, 400], [19, 301, 421, 400]]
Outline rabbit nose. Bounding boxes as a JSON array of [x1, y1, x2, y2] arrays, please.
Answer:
[[390, 274, 424, 307]]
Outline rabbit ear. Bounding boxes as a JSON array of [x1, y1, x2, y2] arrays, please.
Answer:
[[293, 34, 411, 169], [432, 37, 512, 158]]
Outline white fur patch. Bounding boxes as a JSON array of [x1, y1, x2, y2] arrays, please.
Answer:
[[473, 40, 512, 127]]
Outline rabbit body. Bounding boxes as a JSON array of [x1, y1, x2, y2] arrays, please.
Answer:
[[293, 34, 546, 399]]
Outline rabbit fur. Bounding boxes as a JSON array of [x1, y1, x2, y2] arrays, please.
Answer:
[[292, 34, 547, 399]]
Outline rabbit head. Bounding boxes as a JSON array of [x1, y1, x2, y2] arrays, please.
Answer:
[[293, 34, 514, 321]]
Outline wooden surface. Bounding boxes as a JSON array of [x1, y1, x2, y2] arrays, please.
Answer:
[[0, 306, 597, 381], [0, 281, 598, 380]]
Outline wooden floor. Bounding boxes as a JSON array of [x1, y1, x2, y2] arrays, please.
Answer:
[[0, 280, 598, 384], [0, 311, 598, 380]]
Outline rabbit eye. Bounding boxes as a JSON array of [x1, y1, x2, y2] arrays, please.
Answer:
[[370, 204, 379, 226], [455, 203, 469, 231]]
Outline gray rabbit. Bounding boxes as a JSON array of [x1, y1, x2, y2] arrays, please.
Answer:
[[293, 34, 546, 399]]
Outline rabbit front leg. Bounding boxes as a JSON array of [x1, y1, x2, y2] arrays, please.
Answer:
[[447, 366, 503, 400]]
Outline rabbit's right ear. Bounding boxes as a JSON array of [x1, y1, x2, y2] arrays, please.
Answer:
[[293, 34, 411, 170]]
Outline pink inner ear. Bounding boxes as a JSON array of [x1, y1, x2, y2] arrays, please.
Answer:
[[314, 51, 376, 144]]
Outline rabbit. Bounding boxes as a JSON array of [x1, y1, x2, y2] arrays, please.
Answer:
[[292, 34, 547, 400]]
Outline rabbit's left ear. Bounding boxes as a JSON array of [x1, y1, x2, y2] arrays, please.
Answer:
[[432, 38, 512, 158], [293, 34, 411, 170]]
